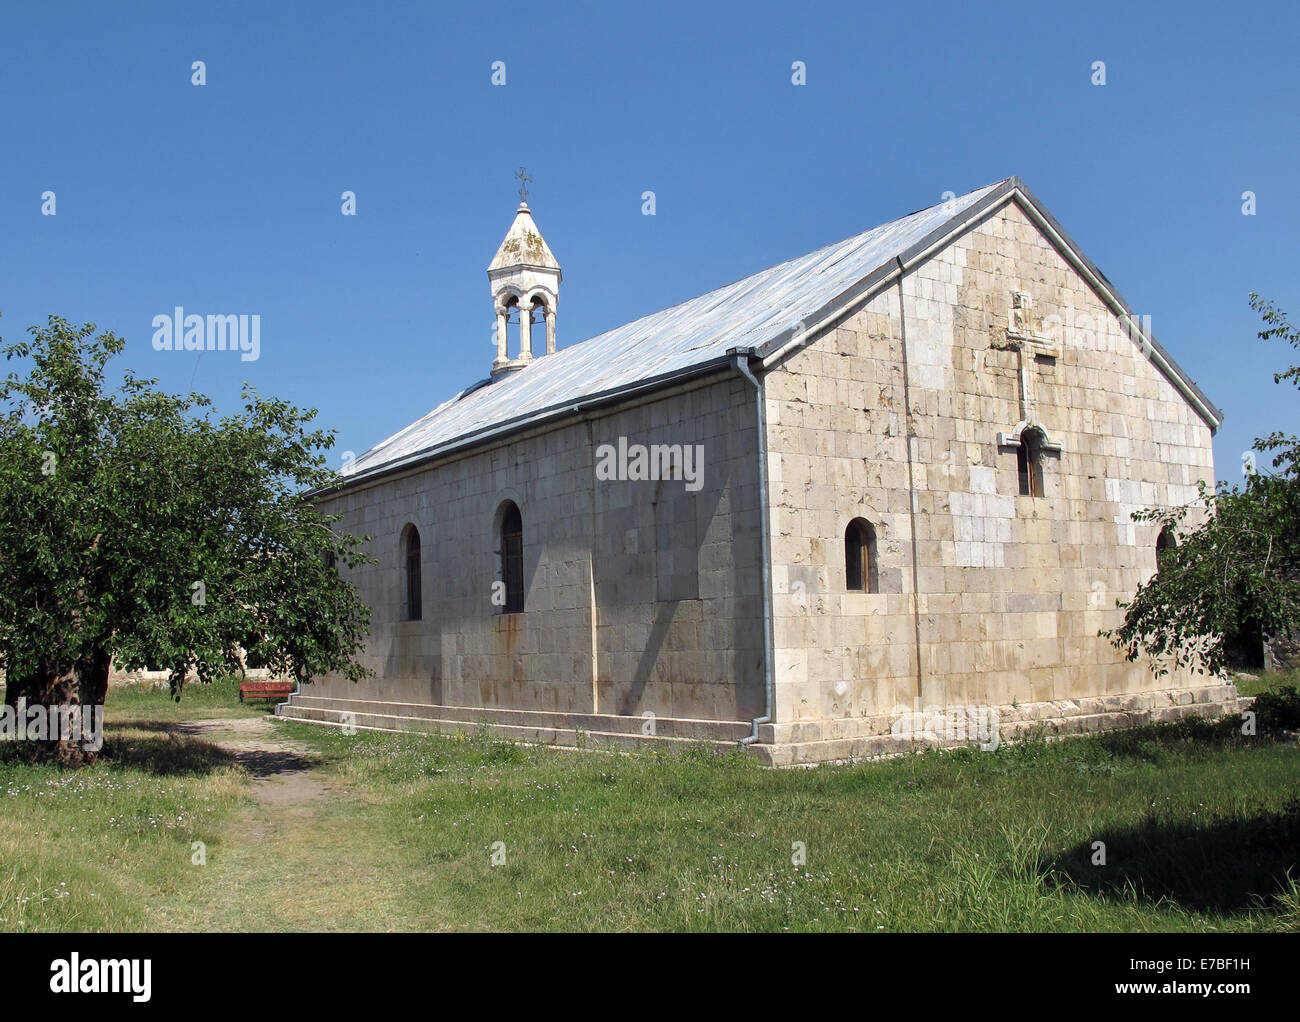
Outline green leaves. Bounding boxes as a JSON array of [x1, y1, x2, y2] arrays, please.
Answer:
[[0, 314, 373, 695], [1250, 293, 1300, 390], [1105, 298, 1300, 675]]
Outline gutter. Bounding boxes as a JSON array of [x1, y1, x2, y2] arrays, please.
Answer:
[[729, 348, 774, 747]]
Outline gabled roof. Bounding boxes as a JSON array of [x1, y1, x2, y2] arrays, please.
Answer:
[[339, 178, 1220, 487]]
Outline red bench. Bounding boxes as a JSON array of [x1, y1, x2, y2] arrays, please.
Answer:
[[238, 680, 293, 703]]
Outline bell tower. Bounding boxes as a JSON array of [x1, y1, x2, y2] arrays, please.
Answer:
[[488, 168, 561, 378]]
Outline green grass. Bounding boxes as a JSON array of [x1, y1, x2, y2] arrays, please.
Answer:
[[0, 671, 1296, 931], [0, 726, 247, 931], [107, 674, 269, 723], [0, 677, 261, 931], [1232, 667, 1300, 698], [278, 712, 1299, 932]]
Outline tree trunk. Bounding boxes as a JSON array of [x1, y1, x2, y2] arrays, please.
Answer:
[[3, 648, 109, 766]]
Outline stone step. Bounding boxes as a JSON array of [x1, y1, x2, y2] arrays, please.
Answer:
[[749, 732, 960, 767], [275, 702, 743, 755], [283, 693, 753, 742], [756, 698, 1243, 766]]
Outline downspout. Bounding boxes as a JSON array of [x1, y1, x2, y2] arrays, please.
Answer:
[[730, 350, 774, 746], [583, 414, 600, 714], [895, 262, 925, 706]]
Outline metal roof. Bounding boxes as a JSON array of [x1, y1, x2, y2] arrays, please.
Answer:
[[339, 178, 1220, 487]]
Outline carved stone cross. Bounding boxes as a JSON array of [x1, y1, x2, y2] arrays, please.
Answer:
[[993, 291, 1058, 422]]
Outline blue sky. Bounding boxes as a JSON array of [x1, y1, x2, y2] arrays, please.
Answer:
[[2, 0, 1296, 483]]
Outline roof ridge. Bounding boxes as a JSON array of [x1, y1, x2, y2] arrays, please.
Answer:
[[342, 180, 1010, 477], [560, 180, 1012, 356], [340, 176, 1221, 487]]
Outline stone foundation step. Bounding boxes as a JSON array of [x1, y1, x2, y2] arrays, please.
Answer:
[[282, 693, 753, 742], [275, 686, 1243, 766], [275, 702, 745, 754], [754, 697, 1244, 766]]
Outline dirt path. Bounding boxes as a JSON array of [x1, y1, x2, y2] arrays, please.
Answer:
[[154, 717, 446, 932], [165, 717, 331, 807]]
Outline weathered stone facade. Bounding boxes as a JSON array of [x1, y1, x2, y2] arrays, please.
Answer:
[[760, 200, 1221, 751], [305, 374, 766, 724], [280, 182, 1240, 763]]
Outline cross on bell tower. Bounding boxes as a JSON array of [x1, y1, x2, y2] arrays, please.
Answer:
[[514, 166, 532, 204]]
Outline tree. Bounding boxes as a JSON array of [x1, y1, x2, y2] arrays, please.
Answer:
[[0, 315, 373, 763], [1105, 295, 1300, 676]]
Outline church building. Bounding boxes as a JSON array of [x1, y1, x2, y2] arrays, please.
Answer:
[[279, 178, 1241, 765]]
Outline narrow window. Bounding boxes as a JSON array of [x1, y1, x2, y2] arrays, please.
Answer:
[[402, 525, 422, 621], [845, 518, 878, 593], [500, 501, 524, 613], [503, 295, 520, 357], [1017, 431, 1045, 497]]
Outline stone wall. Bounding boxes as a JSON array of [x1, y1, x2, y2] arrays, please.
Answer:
[[1265, 631, 1300, 672], [763, 197, 1219, 741], [298, 193, 1232, 757], [311, 374, 766, 722]]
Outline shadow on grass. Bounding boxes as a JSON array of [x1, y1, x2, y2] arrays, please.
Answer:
[[4, 720, 322, 780], [102, 723, 323, 778], [1, 727, 238, 777], [1047, 799, 1300, 915], [223, 748, 321, 779], [1086, 716, 1247, 761], [100, 727, 239, 777], [114, 720, 187, 734]]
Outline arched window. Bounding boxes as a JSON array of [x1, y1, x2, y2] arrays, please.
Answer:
[[845, 518, 878, 593], [500, 501, 524, 613], [402, 524, 422, 621], [1017, 429, 1045, 497], [503, 294, 521, 357], [528, 296, 544, 357], [1156, 527, 1177, 564]]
